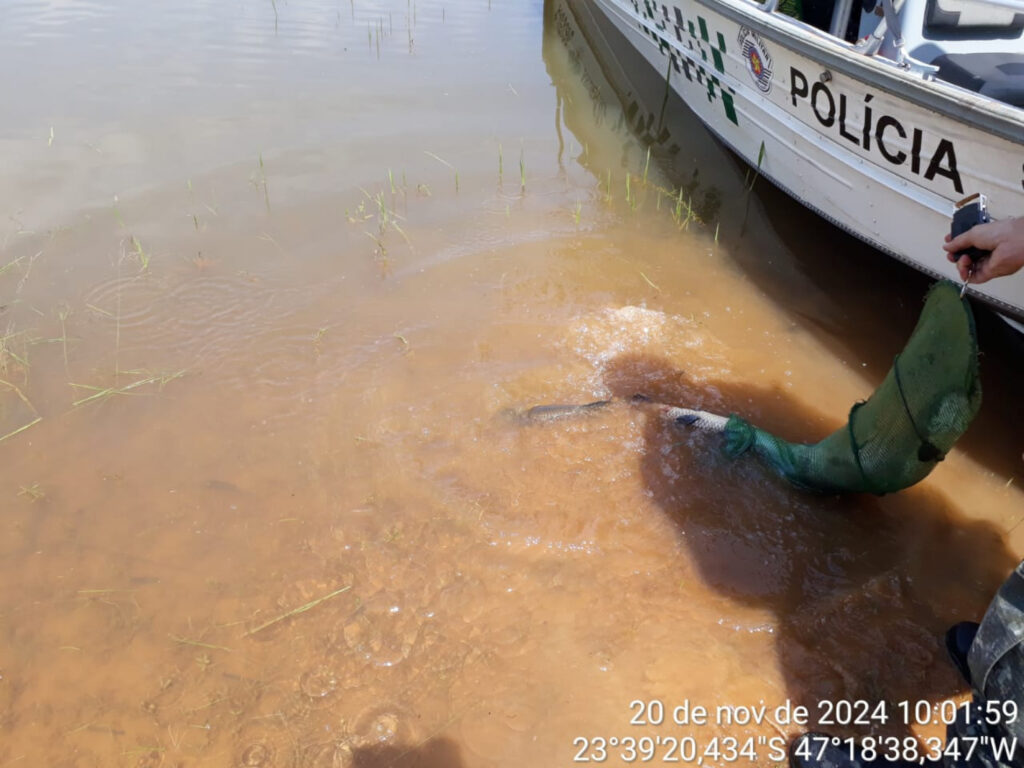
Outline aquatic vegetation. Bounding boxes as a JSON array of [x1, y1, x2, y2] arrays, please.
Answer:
[[639, 271, 660, 292], [243, 585, 352, 638], [348, 172, 418, 272], [186, 179, 201, 231], [17, 482, 45, 501], [0, 380, 41, 444], [129, 235, 149, 271], [745, 140, 767, 192], [424, 150, 458, 193], [257, 153, 271, 213], [0, 330, 31, 383], [69, 369, 186, 408], [0, 250, 38, 279], [169, 634, 233, 653], [56, 304, 70, 375]]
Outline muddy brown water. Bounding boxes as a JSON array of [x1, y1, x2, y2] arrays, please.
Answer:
[[2, 1, 1023, 766]]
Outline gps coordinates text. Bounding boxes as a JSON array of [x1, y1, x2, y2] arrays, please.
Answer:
[[570, 699, 1020, 764]]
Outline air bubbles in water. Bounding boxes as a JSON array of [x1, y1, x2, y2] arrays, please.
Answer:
[[302, 739, 354, 768], [238, 742, 273, 767], [339, 594, 419, 667], [299, 664, 340, 701], [351, 704, 414, 746]]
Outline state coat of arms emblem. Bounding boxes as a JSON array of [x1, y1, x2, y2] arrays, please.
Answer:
[[738, 28, 773, 93]]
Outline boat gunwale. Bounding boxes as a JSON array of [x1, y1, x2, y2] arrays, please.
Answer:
[[605, 0, 1024, 143]]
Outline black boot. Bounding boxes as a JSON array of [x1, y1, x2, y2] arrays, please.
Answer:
[[944, 620, 979, 686]]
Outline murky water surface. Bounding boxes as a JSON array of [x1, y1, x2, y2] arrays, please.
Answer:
[[2, 2, 1023, 766]]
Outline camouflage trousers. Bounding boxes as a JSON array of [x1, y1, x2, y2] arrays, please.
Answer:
[[944, 559, 1024, 768], [790, 561, 1024, 768]]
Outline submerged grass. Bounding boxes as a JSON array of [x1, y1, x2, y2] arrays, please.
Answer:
[[582, 146, 704, 232], [187, 179, 201, 231], [0, 328, 32, 383], [259, 153, 270, 213], [70, 370, 186, 408], [169, 634, 233, 653], [17, 483, 45, 502], [130, 235, 149, 271], [0, 378, 41, 444], [639, 271, 661, 292], [57, 305, 70, 375], [350, 173, 417, 269], [745, 140, 767, 192], [242, 585, 351, 637], [0, 251, 40, 278], [424, 150, 459, 193]]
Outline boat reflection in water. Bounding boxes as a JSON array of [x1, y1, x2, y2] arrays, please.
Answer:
[[544, 0, 937, 348]]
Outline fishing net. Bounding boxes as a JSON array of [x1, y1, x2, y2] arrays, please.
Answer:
[[723, 281, 981, 494]]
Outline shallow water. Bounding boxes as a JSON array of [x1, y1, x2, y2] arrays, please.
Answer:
[[2, 1, 1023, 766]]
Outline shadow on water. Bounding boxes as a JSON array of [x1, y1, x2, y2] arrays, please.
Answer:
[[544, 0, 1024, 485], [602, 353, 1016, 734], [350, 738, 465, 768]]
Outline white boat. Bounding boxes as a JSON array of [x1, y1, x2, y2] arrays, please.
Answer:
[[560, 0, 1024, 323]]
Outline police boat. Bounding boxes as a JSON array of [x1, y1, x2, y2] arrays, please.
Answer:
[[565, 0, 1024, 325]]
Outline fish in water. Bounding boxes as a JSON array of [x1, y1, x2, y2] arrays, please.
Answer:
[[507, 395, 728, 433], [509, 399, 613, 423], [663, 406, 729, 433], [506, 394, 669, 424]]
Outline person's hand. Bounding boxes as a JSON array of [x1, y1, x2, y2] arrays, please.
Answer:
[[943, 217, 1024, 284]]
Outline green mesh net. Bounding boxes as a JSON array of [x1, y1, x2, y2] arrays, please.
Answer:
[[723, 281, 981, 495]]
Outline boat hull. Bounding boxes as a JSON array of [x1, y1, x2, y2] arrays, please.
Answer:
[[588, 0, 1024, 321]]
